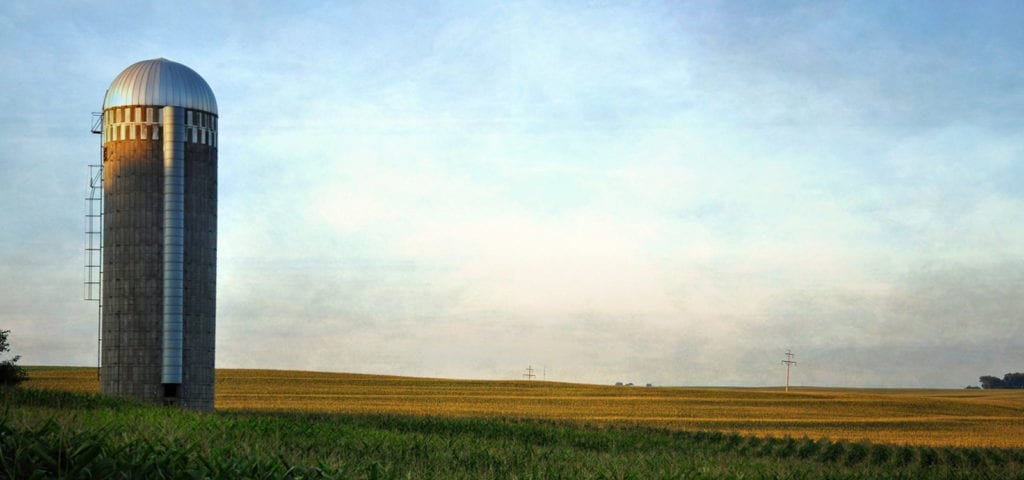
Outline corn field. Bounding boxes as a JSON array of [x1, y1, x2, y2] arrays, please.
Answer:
[[6, 366, 1023, 479]]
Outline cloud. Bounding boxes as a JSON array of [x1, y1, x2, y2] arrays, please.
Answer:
[[1, 2, 1022, 388]]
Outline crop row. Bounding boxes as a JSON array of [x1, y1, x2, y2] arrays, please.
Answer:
[[25, 366, 1024, 448], [3, 387, 1024, 479]]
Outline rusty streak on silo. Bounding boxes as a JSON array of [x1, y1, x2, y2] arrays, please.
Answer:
[[99, 58, 217, 411]]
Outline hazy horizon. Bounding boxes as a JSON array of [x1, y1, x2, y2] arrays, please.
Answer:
[[2, 1, 1022, 389]]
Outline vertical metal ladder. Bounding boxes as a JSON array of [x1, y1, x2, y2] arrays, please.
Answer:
[[86, 112, 103, 377]]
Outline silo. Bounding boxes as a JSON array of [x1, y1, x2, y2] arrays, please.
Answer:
[[99, 58, 217, 411]]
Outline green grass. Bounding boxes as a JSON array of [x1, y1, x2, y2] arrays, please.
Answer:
[[4, 387, 1024, 479]]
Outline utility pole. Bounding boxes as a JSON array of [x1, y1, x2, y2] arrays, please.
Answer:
[[781, 350, 797, 392], [523, 365, 536, 380]]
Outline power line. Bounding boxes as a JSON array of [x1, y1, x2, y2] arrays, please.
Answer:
[[522, 365, 536, 380], [782, 350, 798, 390]]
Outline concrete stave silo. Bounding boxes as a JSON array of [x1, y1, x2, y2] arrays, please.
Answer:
[[99, 58, 217, 411]]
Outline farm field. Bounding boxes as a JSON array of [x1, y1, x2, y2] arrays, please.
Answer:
[[24, 366, 1024, 448]]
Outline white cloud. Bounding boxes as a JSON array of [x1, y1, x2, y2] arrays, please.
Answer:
[[1, 1, 1023, 387]]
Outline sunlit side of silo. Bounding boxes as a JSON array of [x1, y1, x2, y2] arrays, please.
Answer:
[[99, 58, 217, 411]]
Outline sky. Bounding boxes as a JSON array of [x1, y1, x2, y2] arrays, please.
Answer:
[[1, 1, 1022, 388]]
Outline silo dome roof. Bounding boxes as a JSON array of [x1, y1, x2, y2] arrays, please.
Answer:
[[103, 58, 217, 114]]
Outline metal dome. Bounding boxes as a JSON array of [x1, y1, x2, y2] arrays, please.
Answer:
[[103, 58, 218, 114]]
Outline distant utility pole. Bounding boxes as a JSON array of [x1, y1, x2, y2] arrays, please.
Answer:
[[523, 365, 536, 380], [781, 350, 797, 392]]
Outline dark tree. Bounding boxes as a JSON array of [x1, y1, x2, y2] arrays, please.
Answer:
[[979, 375, 1004, 389], [979, 373, 1024, 389], [0, 329, 27, 386], [1002, 372, 1024, 389]]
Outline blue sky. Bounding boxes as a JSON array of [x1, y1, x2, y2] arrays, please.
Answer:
[[1, 1, 1022, 387]]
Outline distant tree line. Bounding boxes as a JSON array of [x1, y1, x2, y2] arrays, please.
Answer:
[[978, 373, 1024, 389]]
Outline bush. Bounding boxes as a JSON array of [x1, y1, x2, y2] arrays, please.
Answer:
[[0, 329, 26, 386], [0, 361, 27, 386]]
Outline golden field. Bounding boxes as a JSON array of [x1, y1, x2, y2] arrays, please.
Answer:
[[24, 366, 1024, 448]]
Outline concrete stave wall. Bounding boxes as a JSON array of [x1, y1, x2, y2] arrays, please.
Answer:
[[100, 107, 217, 411]]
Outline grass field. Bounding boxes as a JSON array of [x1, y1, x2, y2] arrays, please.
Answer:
[[23, 366, 1024, 448]]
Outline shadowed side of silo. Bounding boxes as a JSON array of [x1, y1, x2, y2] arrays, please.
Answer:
[[99, 58, 217, 411]]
